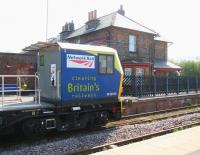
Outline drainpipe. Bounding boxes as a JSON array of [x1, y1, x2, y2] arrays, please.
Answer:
[[105, 29, 112, 47], [151, 36, 156, 76]]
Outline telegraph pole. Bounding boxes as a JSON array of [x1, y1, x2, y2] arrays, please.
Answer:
[[46, 0, 49, 42]]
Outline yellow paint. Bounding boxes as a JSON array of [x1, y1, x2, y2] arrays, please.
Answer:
[[85, 50, 113, 56], [121, 101, 126, 113], [85, 50, 123, 74], [118, 75, 124, 99], [114, 56, 122, 73]]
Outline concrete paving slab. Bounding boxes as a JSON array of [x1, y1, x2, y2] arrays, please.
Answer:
[[92, 126, 200, 155]]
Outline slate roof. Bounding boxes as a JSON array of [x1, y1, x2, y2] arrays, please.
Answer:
[[154, 59, 181, 70], [154, 36, 172, 43], [66, 12, 158, 39]]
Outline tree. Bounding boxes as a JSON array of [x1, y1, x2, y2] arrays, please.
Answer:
[[179, 60, 200, 76]]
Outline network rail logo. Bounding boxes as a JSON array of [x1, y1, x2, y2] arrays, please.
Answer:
[[66, 54, 95, 69]]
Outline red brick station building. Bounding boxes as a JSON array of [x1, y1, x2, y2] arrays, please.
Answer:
[[22, 6, 181, 77], [59, 6, 181, 76]]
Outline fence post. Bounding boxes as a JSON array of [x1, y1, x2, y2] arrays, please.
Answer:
[[166, 76, 168, 95], [133, 76, 137, 97], [177, 76, 180, 95], [187, 77, 189, 94], [139, 76, 143, 98], [153, 76, 156, 96], [196, 76, 198, 93], [2, 76, 4, 108]]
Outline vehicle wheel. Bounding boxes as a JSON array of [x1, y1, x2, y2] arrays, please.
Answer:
[[99, 111, 109, 125]]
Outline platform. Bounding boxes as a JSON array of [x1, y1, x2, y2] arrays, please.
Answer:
[[0, 96, 54, 111], [92, 126, 200, 155]]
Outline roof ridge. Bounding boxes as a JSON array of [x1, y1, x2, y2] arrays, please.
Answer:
[[97, 11, 116, 20], [111, 12, 117, 26], [65, 11, 116, 39]]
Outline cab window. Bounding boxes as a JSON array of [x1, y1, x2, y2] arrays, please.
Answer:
[[99, 55, 114, 74]]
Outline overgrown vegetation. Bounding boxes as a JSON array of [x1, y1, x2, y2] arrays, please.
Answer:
[[178, 60, 200, 76]]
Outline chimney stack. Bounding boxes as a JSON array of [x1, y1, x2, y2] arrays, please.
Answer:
[[118, 5, 125, 16], [60, 21, 75, 41], [88, 10, 97, 21]]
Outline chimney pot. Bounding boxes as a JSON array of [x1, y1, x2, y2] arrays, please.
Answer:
[[91, 11, 94, 20], [91, 11, 93, 20], [88, 12, 91, 21], [65, 22, 68, 31], [69, 21, 75, 31], [94, 10, 97, 19], [118, 5, 125, 16]]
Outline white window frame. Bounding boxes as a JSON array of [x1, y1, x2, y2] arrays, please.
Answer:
[[124, 68, 132, 76], [99, 55, 114, 74], [136, 68, 144, 76], [129, 35, 136, 52]]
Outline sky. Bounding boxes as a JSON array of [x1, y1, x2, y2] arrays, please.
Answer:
[[0, 0, 200, 60]]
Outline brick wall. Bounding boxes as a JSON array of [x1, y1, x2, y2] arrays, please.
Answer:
[[0, 53, 37, 87], [154, 40, 168, 61], [67, 27, 157, 62], [122, 94, 200, 116], [67, 29, 110, 45], [109, 27, 155, 62]]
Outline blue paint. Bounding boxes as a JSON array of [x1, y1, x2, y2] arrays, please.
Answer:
[[60, 49, 120, 102]]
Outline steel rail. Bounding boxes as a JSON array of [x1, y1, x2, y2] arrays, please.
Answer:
[[1, 106, 200, 152], [121, 104, 200, 120]]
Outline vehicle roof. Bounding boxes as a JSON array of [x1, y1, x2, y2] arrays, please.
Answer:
[[58, 42, 117, 53], [23, 41, 117, 54]]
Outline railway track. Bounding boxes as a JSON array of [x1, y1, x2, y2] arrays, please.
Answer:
[[106, 105, 200, 128], [63, 105, 200, 155], [1, 105, 200, 155], [67, 122, 200, 155]]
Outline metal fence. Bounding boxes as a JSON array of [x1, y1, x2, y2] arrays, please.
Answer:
[[0, 75, 40, 108], [123, 76, 200, 97]]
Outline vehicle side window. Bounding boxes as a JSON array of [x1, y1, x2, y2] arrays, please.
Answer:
[[99, 55, 114, 74], [40, 55, 44, 66], [107, 55, 114, 74], [99, 55, 107, 74]]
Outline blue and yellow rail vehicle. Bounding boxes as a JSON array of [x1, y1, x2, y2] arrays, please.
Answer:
[[0, 42, 123, 135]]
